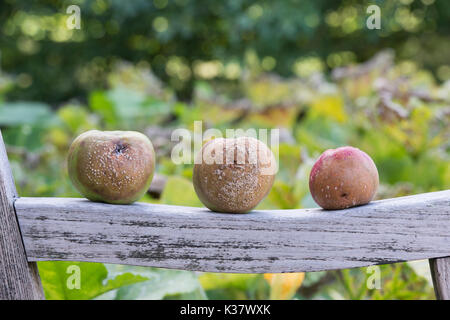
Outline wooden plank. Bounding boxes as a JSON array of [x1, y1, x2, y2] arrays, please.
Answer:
[[15, 190, 450, 274], [0, 131, 44, 300], [430, 257, 450, 300]]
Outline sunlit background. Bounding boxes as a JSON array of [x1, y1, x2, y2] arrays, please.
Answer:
[[0, 0, 449, 300]]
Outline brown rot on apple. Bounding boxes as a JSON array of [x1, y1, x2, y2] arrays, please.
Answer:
[[193, 137, 276, 213]]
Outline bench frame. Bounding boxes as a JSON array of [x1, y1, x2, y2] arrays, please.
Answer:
[[0, 131, 449, 300]]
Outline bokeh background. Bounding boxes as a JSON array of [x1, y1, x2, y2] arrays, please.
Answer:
[[0, 0, 449, 300]]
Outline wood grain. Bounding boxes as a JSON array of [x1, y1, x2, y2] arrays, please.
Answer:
[[430, 257, 450, 299], [0, 131, 44, 300], [15, 190, 450, 274]]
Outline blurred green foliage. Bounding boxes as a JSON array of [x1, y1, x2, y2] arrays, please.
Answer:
[[0, 0, 449, 301], [1, 0, 450, 102]]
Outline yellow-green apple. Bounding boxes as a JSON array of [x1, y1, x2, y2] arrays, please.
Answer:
[[68, 130, 155, 204]]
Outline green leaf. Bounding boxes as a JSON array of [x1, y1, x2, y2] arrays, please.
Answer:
[[302, 271, 327, 287], [38, 261, 149, 300], [265, 180, 300, 209], [141, 98, 173, 118], [0, 102, 54, 126], [160, 176, 203, 207], [89, 91, 117, 127], [107, 86, 144, 119], [199, 273, 259, 291], [407, 260, 433, 287], [57, 105, 96, 133], [96, 266, 201, 300], [295, 116, 352, 152], [2, 125, 47, 151]]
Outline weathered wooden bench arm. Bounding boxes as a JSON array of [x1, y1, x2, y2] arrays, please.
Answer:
[[15, 191, 450, 274]]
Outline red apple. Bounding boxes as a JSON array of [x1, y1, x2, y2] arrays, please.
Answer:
[[309, 146, 379, 210]]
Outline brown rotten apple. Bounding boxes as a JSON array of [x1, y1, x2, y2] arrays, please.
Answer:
[[68, 130, 155, 204], [309, 146, 379, 210], [193, 137, 276, 213]]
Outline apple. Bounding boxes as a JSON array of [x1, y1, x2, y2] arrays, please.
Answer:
[[193, 137, 276, 213], [68, 130, 155, 204], [309, 146, 379, 210]]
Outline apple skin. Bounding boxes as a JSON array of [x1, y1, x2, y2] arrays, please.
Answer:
[[68, 130, 155, 204], [309, 146, 379, 210], [193, 137, 276, 213]]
